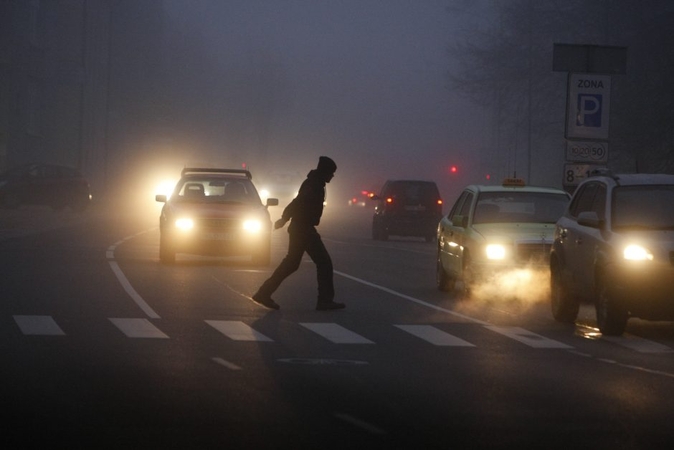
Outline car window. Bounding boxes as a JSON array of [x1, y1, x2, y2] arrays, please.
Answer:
[[568, 182, 599, 218], [383, 181, 439, 203], [175, 177, 261, 204], [612, 185, 674, 230], [448, 191, 472, 223], [473, 191, 569, 224]]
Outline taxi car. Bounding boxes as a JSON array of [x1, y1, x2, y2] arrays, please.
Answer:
[[155, 168, 278, 264], [436, 178, 570, 293], [550, 171, 674, 335]]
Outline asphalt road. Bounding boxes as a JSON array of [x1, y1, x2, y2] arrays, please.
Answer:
[[2, 203, 674, 449]]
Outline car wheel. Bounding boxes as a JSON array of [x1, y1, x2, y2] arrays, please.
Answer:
[[550, 262, 579, 323], [372, 221, 381, 240], [436, 248, 455, 292], [595, 278, 628, 336], [159, 233, 176, 264], [461, 251, 473, 296]]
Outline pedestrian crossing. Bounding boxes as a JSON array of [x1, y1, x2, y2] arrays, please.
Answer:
[[8, 314, 674, 354]]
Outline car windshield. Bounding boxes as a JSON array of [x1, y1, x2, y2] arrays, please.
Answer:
[[473, 191, 569, 224], [612, 185, 674, 230], [173, 177, 262, 205], [386, 182, 439, 202]]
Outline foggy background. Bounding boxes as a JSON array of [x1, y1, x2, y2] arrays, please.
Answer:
[[2, 0, 673, 212], [159, 0, 488, 202]]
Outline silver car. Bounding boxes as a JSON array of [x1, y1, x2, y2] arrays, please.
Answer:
[[550, 172, 674, 335]]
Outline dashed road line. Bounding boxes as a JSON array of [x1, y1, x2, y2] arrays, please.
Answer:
[[206, 320, 273, 342], [395, 324, 475, 347], [13, 315, 65, 336], [109, 318, 169, 338]]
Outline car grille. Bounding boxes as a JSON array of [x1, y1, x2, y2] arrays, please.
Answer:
[[195, 218, 238, 229], [515, 243, 551, 264]]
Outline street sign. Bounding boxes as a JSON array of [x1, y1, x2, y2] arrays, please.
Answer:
[[566, 74, 611, 140], [566, 140, 608, 163], [563, 163, 603, 188]]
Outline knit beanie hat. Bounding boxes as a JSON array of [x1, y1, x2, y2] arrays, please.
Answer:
[[317, 156, 337, 174]]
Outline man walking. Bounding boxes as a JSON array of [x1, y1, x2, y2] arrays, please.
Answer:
[[252, 156, 345, 311]]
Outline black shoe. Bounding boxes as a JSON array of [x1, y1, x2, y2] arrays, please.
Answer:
[[316, 301, 345, 311], [251, 294, 280, 310]]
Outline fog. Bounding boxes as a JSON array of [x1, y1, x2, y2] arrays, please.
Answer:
[[160, 0, 487, 206]]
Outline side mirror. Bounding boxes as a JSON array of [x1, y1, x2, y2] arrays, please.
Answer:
[[155, 194, 167, 203], [266, 198, 279, 207], [577, 211, 603, 229]]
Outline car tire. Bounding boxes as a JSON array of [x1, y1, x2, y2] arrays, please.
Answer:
[[372, 220, 388, 241], [550, 262, 580, 323], [436, 249, 455, 292], [595, 278, 628, 336], [461, 251, 474, 297], [159, 233, 176, 264]]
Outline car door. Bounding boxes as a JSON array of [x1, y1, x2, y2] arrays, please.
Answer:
[[565, 182, 606, 296], [439, 190, 474, 277]]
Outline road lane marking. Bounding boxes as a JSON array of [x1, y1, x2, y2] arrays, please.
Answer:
[[13, 315, 65, 336], [334, 413, 387, 435], [394, 325, 475, 347], [602, 335, 674, 353], [109, 318, 169, 338], [300, 323, 374, 344], [212, 357, 242, 370], [334, 270, 489, 325], [107, 230, 161, 319], [485, 326, 573, 349], [206, 320, 273, 342]]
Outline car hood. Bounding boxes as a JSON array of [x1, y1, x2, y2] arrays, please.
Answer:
[[471, 223, 557, 243], [167, 201, 268, 219]]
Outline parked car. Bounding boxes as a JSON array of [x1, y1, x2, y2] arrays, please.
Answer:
[[436, 178, 570, 293], [550, 171, 674, 335], [155, 168, 278, 264], [0, 163, 91, 211], [370, 179, 443, 241]]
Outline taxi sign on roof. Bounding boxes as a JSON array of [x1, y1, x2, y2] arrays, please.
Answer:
[[502, 177, 526, 187]]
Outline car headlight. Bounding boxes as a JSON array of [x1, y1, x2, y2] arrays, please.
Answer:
[[243, 219, 263, 233], [175, 218, 194, 230], [486, 244, 506, 260], [623, 244, 653, 261]]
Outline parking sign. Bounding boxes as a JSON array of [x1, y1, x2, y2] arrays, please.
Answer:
[[566, 74, 611, 140]]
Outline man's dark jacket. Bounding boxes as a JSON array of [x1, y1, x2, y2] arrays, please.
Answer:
[[280, 170, 326, 227]]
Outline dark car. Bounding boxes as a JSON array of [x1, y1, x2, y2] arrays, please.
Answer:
[[0, 163, 91, 211], [550, 171, 674, 335], [155, 168, 278, 264], [370, 179, 443, 241]]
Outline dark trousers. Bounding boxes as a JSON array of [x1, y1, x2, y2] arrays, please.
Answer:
[[256, 223, 334, 302]]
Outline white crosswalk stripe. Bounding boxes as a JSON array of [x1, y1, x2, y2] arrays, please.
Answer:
[[395, 325, 475, 346], [109, 318, 169, 339], [206, 320, 273, 342], [301, 322, 375, 344], [13, 315, 65, 336], [485, 326, 573, 349], [9, 315, 674, 354]]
